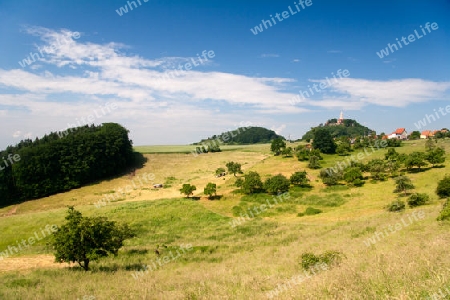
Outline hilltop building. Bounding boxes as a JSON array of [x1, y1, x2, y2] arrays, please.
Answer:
[[337, 111, 344, 125]]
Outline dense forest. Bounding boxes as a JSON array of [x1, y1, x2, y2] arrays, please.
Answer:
[[197, 127, 285, 145], [0, 123, 134, 207], [302, 119, 375, 141]]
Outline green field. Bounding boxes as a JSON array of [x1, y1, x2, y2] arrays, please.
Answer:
[[1, 139, 450, 299]]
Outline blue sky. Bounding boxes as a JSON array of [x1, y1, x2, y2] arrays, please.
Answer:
[[0, 0, 449, 148]]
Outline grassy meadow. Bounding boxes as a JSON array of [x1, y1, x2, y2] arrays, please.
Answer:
[[1, 140, 450, 299]]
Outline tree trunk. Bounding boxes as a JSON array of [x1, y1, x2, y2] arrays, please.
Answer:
[[83, 259, 90, 271]]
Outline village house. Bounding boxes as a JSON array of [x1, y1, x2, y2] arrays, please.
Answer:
[[420, 130, 434, 139], [388, 128, 408, 140]]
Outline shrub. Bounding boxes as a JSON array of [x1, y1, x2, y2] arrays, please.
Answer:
[[407, 193, 429, 207], [308, 155, 322, 169], [300, 253, 320, 270], [437, 199, 450, 221], [386, 200, 406, 212], [319, 250, 344, 266], [300, 250, 344, 271], [235, 178, 243, 188], [232, 206, 244, 217], [319, 168, 343, 186], [436, 175, 450, 199], [343, 167, 363, 186], [304, 207, 322, 215]]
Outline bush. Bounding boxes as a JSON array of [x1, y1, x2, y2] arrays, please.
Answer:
[[320, 250, 344, 266], [437, 199, 450, 221], [308, 155, 322, 169], [407, 193, 429, 207], [232, 206, 245, 217], [386, 200, 406, 212], [300, 253, 320, 270], [300, 250, 344, 271], [436, 175, 450, 199], [304, 207, 322, 215], [319, 168, 343, 186]]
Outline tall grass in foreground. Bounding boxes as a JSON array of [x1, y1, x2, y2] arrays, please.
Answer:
[[1, 196, 450, 299]]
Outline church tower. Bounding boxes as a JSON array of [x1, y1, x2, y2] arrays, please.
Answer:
[[337, 111, 344, 124]]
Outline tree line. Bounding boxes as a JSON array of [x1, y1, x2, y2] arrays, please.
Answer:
[[0, 123, 134, 207]]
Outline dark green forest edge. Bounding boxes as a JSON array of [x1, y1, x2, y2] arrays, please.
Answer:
[[196, 126, 285, 145], [302, 119, 374, 141], [0, 123, 136, 207]]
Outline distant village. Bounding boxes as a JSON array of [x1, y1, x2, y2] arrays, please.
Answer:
[[324, 111, 447, 140]]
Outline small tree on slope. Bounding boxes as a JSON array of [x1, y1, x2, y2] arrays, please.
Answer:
[[52, 207, 134, 271]]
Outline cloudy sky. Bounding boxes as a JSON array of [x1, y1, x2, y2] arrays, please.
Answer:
[[0, 0, 449, 149]]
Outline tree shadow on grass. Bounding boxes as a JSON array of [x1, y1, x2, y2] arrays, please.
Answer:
[[64, 262, 148, 273], [405, 168, 429, 174], [126, 249, 149, 255], [207, 195, 223, 201]]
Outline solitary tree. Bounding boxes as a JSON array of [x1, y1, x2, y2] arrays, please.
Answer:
[[204, 182, 217, 199], [394, 176, 415, 196], [226, 161, 242, 177], [405, 152, 427, 171], [52, 207, 134, 271], [271, 138, 286, 156], [312, 129, 336, 154], [290, 171, 310, 187], [242, 171, 263, 194], [427, 147, 446, 167], [180, 184, 196, 198], [264, 174, 290, 195], [367, 159, 388, 181], [281, 147, 293, 157]]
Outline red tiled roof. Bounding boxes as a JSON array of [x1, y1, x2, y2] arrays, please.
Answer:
[[421, 130, 432, 136], [395, 128, 405, 134]]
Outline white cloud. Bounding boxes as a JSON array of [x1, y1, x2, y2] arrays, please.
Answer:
[[1, 27, 449, 147], [12, 131, 22, 138]]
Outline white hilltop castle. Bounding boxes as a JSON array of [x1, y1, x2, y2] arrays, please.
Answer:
[[325, 111, 345, 126]]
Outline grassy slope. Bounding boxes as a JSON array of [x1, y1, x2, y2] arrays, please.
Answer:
[[1, 140, 450, 299]]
